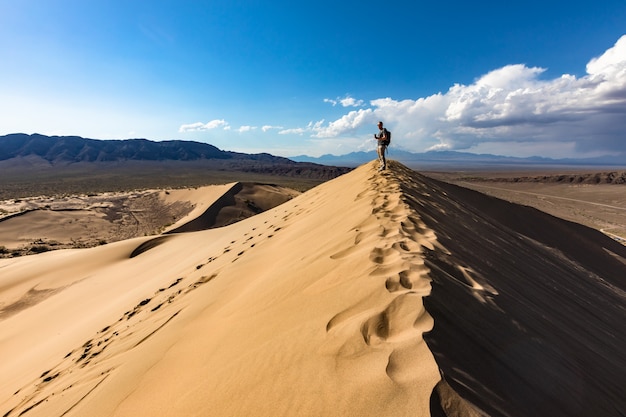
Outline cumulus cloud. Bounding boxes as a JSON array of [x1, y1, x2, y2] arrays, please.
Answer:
[[279, 127, 307, 135], [313, 109, 375, 138], [179, 119, 230, 132], [307, 35, 626, 157], [262, 125, 283, 132], [279, 121, 325, 136], [237, 125, 256, 133], [324, 96, 365, 107]]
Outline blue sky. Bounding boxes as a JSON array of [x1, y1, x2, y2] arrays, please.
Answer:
[[1, 0, 625, 158]]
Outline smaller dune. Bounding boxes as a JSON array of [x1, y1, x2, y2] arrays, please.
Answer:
[[0, 183, 299, 256], [164, 182, 299, 233]]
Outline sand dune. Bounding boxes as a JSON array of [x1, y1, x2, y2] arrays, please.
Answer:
[[1, 161, 625, 417], [163, 182, 300, 233], [0, 182, 298, 255]]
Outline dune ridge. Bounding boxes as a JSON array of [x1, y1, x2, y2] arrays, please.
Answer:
[[1, 161, 625, 417]]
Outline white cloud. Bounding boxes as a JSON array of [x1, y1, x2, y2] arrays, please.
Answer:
[[324, 95, 365, 107], [178, 122, 206, 132], [313, 109, 375, 138], [179, 119, 230, 132], [279, 127, 308, 135], [302, 35, 626, 157], [262, 125, 283, 132], [279, 120, 325, 136], [237, 125, 256, 133], [587, 35, 626, 79], [339, 97, 365, 107]]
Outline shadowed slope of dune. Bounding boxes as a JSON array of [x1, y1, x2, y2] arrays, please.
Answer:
[[1, 161, 625, 417], [163, 182, 243, 233], [390, 163, 626, 417]]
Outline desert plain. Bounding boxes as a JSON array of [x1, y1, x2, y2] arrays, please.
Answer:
[[426, 168, 626, 244], [1, 160, 625, 417]]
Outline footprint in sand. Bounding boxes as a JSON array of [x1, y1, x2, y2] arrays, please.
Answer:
[[368, 246, 404, 264], [385, 266, 431, 293], [360, 292, 432, 347]]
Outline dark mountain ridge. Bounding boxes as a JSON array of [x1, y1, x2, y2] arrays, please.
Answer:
[[0, 133, 294, 164], [0, 134, 351, 199]]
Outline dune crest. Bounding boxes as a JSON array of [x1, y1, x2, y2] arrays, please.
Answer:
[[2, 160, 626, 417]]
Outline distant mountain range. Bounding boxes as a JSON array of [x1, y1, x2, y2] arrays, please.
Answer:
[[0, 133, 350, 179], [2, 134, 624, 172], [291, 149, 626, 168], [0, 133, 292, 163]]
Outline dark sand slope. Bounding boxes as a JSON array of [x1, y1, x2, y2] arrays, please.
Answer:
[[386, 162, 626, 417]]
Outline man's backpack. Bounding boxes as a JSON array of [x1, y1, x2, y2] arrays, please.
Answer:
[[383, 129, 391, 146]]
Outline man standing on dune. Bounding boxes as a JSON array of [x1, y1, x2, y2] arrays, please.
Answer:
[[374, 121, 389, 171]]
